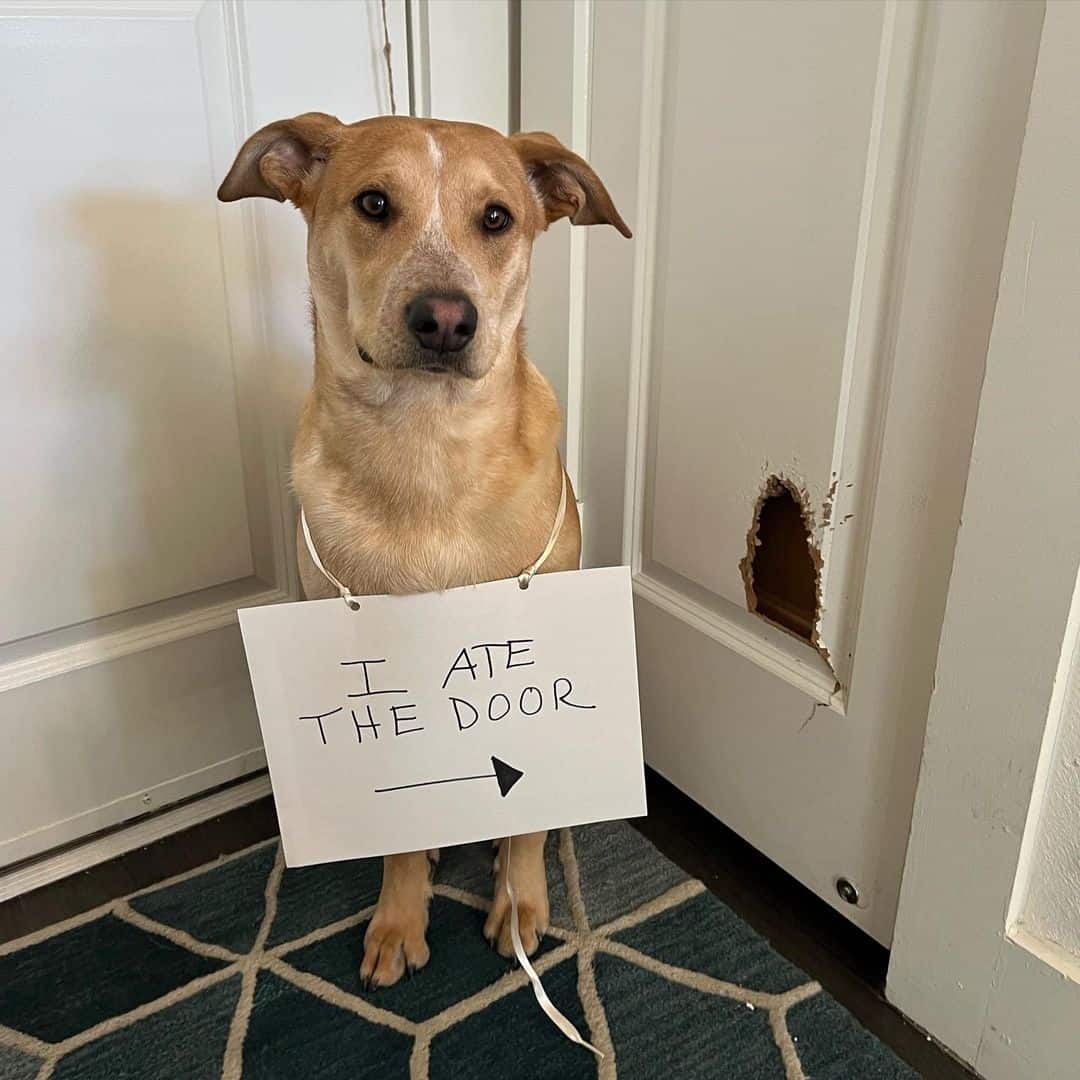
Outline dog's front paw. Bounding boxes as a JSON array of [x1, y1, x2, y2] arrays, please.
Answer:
[[360, 900, 431, 990], [485, 889, 548, 959], [485, 836, 549, 959]]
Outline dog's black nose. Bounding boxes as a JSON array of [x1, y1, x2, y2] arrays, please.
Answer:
[[405, 293, 477, 354]]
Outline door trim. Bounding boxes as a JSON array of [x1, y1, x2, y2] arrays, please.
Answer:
[[621, 0, 926, 706], [635, 572, 841, 708], [0, 583, 286, 695]]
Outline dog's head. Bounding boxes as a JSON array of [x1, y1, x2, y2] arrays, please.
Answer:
[[219, 114, 629, 384]]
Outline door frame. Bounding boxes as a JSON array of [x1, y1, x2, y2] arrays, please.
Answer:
[[887, 4, 1080, 1074]]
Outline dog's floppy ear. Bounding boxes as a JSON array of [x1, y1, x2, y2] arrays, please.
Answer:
[[511, 131, 632, 238], [217, 112, 343, 206]]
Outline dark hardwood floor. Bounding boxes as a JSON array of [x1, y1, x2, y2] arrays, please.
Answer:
[[0, 769, 974, 1078], [631, 771, 976, 1080], [0, 796, 280, 945]]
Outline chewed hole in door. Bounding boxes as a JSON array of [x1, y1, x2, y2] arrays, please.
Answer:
[[741, 478, 820, 643]]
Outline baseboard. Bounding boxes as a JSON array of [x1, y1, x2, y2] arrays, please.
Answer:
[[0, 748, 268, 868], [0, 773, 273, 903]]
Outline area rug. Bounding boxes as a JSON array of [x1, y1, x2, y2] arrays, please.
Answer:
[[0, 821, 917, 1079]]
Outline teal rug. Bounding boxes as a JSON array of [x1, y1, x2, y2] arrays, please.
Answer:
[[0, 822, 917, 1078]]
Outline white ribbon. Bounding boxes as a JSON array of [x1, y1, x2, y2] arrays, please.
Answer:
[[517, 468, 567, 590], [505, 835, 603, 1059], [301, 463, 568, 603], [300, 506, 362, 609]]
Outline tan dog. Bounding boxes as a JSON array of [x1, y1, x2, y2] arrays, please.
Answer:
[[219, 114, 629, 989]]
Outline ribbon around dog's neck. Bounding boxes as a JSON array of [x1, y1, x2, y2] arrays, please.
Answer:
[[299, 506, 361, 608], [300, 464, 568, 607]]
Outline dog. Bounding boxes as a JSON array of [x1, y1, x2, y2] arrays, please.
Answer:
[[218, 114, 629, 989]]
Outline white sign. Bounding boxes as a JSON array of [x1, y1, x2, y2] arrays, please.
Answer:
[[238, 567, 646, 866]]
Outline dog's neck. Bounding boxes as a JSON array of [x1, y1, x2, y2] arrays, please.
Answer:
[[294, 315, 558, 524]]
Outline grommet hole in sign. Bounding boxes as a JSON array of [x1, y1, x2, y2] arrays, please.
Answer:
[[247, 467, 642, 1055]]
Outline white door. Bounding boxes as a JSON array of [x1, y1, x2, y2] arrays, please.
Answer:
[[0, 0, 406, 880], [522, 0, 1044, 943], [888, 4, 1080, 1075]]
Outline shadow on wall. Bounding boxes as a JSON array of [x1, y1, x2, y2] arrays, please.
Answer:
[[6, 191, 252, 643]]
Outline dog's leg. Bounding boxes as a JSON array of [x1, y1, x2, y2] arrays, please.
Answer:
[[360, 850, 434, 989], [485, 831, 549, 958]]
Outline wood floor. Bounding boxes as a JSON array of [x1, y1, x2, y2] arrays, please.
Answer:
[[0, 769, 974, 1079], [634, 771, 976, 1080]]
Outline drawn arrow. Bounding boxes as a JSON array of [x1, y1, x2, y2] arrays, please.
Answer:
[[374, 755, 524, 798]]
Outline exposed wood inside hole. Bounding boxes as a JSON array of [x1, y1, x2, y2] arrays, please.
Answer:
[[740, 477, 821, 644]]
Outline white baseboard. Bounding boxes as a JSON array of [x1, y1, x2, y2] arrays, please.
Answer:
[[0, 773, 273, 903], [0, 748, 268, 868]]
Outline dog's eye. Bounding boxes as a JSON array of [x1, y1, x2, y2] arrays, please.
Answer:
[[482, 205, 512, 233], [355, 190, 390, 220]]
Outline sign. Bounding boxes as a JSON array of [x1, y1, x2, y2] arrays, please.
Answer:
[[238, 567, 646, 866]]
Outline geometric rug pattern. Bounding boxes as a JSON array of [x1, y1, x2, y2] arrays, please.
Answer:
[[0, 822, 918, 1078]]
